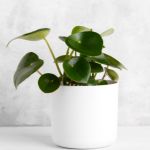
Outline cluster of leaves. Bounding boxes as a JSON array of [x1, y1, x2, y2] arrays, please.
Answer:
[[7, 26, 126, 93]]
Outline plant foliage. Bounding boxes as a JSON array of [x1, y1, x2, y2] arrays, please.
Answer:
[[7, 26, 126, 93]]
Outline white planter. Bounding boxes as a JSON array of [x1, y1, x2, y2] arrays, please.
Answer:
[[50, 83, 118, 149]]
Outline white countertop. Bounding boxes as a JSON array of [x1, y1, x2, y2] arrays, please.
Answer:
[[0, 127, 149, 150]]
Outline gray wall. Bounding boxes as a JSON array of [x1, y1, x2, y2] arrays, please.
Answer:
[[0, 0, 150, 126]]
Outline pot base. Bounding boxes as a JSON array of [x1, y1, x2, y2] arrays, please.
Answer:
[[53, 140, 116, 149]]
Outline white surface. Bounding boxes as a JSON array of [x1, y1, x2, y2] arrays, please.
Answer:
[[0, 0, 150, 126], [0, 127, 149, 150], [51, 84, 118, 148]]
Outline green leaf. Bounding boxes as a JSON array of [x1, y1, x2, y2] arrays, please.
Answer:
[[101, 28, 114, 37], [59, 36, 67, 42], [7, 28, 50, 47], [88, 78, 97, 85], [89, 62, 103, 73], [59, 26, 91, 42], [106, 68, 119, 81], [62, 73, 72, 85], [14, 52, 44, 88], [71, 26, 92, 34], [63, 57, 91, 83], [106, 80, 117, 84], [38, 73, 60, 93], [88, 78, 108, 85], [97, 80, 108, 85], [65, 31, 103, 56], [91, 53, 126, 70], [55, 55, 71, 63]]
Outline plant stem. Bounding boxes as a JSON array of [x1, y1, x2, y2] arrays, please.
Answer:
[[62, 47, 71, 85], [91, 73, 95, 78], [66, 47, 70, 55], [37, 70, 42, 76], [101, 66, 109, 80], [75, 51, 77, 56], [69, 50, 74, 57], [43, 38, 62, 76], [94, 73, 97, 78]]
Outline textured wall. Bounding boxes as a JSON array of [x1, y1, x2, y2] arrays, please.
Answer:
[[0, 0, 150, 126]]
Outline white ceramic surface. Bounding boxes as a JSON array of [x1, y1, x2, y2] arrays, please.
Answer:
[[50, 83, 118, 149]]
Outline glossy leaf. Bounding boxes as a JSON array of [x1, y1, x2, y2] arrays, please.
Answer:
[[55, 55, 71, 63], [38, 73, 60, 93], [91, 53, 126, 70], [88, 78, 108, 85], [65, 31, 103, 56], [62, 73, 85, 86], [89, 62, 103, 73], [88, 78, 97, 85], [59, 36, 67, 42], [59, 26, 91, 42], [62, 73, 72, 85], [14, 52, 44, 88], [106, 68, 119, 81], [63, 57, 91, 83], [7, 28, 50, 47], [97, 80, 108, 85], [71, 26, 92, 34], [101, 28, 114, 37]]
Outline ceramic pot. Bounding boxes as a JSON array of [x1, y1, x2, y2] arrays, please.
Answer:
[[51, 83, 118, 149]]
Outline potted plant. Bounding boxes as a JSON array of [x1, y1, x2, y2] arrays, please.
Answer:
[[7, 26, 126, 149]]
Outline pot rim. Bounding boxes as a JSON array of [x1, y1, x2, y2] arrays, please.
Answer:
[[59, 81, 118, 88]]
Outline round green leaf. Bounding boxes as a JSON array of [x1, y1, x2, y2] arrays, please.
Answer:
[[62, 73, 72, 85], [71, 26, 92, 34], [101, 28, 114, 37], [106, 68, 119, 81], [62, 73, 85, 86], [14, 52, 44, 88], [63, 57, 91, 83], [65, 31, 103, 56], [55, 55, 71, 63], [91, 53, 126, 70], [7, 28, 50, 47], [38, 73, 60, 93], [89, 62, 103, 73]]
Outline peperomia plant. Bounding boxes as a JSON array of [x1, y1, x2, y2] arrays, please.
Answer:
[[7, 26, 126, 93]]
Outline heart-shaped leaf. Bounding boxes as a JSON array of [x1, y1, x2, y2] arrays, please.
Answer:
[[91, 53, 126, 70], [106, 68, 119, 81], [101, 28, 114, 37], [65, 31, 103, 56], [89, 62, 103, 73], [14, 52, 44, 88], [38, 73, 60, 93], [71, 26, 92, 34], [7, 28, 50, 47], [63, 57, 91, 83], [55, 55, 71, 63]]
